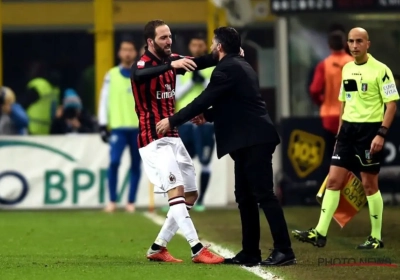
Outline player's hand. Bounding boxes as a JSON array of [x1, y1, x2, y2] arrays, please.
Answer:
[[370, 135, 384, 154], [171, 58, 197, 72], [69, 118, 81, 129], [239, 47, 245, 57], [156, 118, 171, 135], [191, 114, 206, 125], [99, 125, 110, 143]]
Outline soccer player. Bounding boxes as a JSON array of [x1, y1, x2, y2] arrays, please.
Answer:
[[98, 37, 141, 213], [130, 19, 226, 263], [292, 27, 399, 249]]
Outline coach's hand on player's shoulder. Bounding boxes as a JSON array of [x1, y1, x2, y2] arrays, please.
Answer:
[[370, 135, 384, 154], [156, 118, 171, 135], [191, 114, 206, 125], [171, 58, 197, 72]]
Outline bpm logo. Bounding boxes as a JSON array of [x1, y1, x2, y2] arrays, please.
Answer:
[[0, 139, 132, 208], [0, 140, 75, 205], [288, 130, 325, 178]]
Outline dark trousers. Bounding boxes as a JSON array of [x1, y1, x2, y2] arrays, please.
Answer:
[[230, 143, 292, 256]]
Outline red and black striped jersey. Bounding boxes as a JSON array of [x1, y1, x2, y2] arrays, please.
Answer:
[[131, 48, 217, 148]]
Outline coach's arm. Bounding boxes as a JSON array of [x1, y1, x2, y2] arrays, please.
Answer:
[[203, 108, 214, 123], [175, 54, 218, 75], [169, 69, 232, 128]]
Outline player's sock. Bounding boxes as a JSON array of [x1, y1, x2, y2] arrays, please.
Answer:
[[152, 214, 176, 250], [315, 189, 340, 236], [367, 190, 383, 240], [152, 202, 193, 250], [168, 196, 203, 254], [198, 167, 211, 205]]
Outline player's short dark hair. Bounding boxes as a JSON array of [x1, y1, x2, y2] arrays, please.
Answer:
[[190, 33, 207, 43], [213, 27, 241, 54], [143, 19, 166, 42], [328, 30, 346, 51], [119, 35, 136, 49]]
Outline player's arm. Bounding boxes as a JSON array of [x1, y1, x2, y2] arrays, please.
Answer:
[[98, 72, 110, 127], [169, 69, 233, 128], [97, 72, 111, 142], [131, 59, 172, 82], [379, 66, 399, 133]]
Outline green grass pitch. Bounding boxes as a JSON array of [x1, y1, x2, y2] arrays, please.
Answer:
[[0, 207, 399, 280]]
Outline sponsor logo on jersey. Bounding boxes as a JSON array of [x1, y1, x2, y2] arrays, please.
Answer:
[[383, 83, 398, 97]]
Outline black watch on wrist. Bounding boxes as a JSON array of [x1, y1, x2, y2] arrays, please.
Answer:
[[377, 126, 388, 138]]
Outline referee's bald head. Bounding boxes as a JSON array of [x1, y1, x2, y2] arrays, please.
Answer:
[[347, 27, 371, 61], [349, 27, 369, 41]]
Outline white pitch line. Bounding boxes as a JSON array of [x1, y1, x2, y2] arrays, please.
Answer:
[[143, 211, 281, 280]]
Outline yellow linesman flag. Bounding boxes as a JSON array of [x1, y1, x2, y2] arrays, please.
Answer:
[[317, 172, 367, 228]]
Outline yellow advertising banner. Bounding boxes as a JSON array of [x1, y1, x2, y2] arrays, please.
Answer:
[[1, 0, 275, 27]]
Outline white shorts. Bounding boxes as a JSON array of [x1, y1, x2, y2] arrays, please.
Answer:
[[139, 137, 197, 194]]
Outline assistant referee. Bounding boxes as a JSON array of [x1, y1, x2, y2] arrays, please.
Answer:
[[293, 27, 399, 249]]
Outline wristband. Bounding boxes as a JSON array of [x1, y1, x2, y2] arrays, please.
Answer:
[[377, 126, 388, 138]]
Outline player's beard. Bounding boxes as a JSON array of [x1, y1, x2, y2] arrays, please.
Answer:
[[154, 41, 171, 58]]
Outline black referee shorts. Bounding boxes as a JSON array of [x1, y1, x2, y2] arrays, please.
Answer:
[[331, 121, 382, 174]]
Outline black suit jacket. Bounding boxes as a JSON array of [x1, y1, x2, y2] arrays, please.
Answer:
[[169, 53, 280, 159]]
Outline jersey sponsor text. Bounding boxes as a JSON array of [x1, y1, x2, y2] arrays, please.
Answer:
[[383, 83, 398, 97]]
